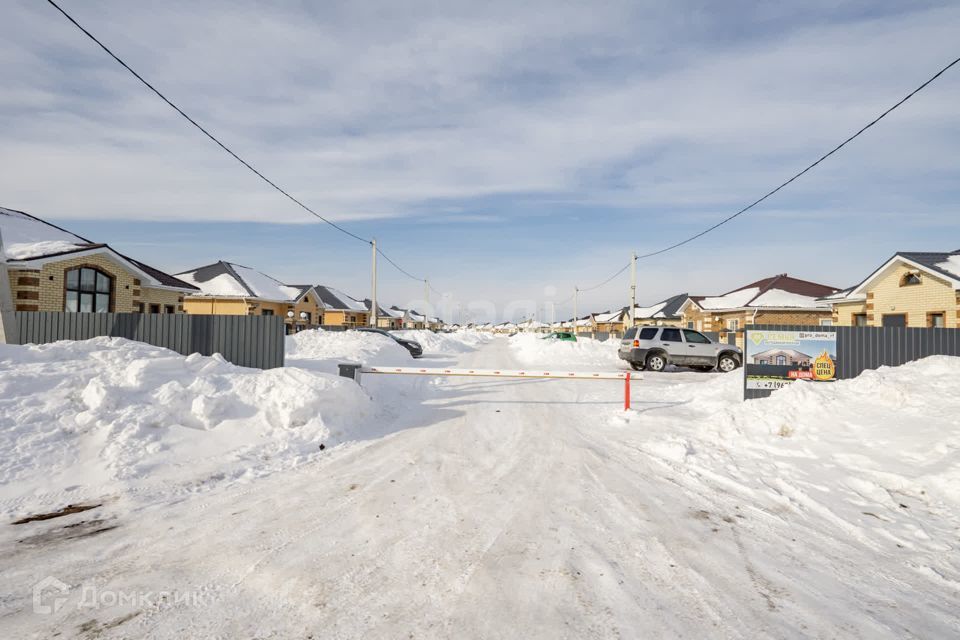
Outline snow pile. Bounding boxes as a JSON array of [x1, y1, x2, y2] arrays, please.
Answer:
[[392, 329, 492, 355], [509, 333, 621, 370], [0, 338, 370, 516], [286, 328, 414, 374]]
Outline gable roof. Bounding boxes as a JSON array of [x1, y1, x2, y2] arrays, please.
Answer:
[[685, 274, 837, 311], [593, 309, 623, 323], [314, 285, 367, 311], [363, 299, 403, 318], [835, 251, 960, 300], [176, 261, 302, 302], [2, 206, 197, 292], [632, 293, 690, 319]]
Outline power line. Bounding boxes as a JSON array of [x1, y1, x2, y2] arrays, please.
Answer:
[[579, 262, 630, 292], [46, 0, 433, 288], [635, 54, 960, 260]]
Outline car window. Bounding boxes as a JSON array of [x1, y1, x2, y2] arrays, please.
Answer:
[[638, 328, 658, 340], [623, 328, 638, 340], [660, 328, 682, 342], [683, 329, 711, 344]]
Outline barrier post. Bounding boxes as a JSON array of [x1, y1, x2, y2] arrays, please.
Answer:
[[624, 371, 631, 410]]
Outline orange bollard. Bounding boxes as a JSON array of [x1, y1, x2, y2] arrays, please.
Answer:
[[624, 371, 631, 410]]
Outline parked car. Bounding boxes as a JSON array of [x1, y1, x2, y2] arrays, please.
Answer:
[[618, 326, 741, 373], [355, 327, 423, 358], [543, 331, 577, 342]]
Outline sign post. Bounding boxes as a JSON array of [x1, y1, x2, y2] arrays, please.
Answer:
[[743, 328, 837, 399]]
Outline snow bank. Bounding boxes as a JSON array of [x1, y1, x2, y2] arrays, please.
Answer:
[[285, 328, 414, 374], [392, 329, 492, 355], [0, 338, 370, 516], [508, 333, 621, 370]]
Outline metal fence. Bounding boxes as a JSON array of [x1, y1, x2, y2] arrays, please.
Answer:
[[13, 312, 285, 369], [743, 324, 960, 399]]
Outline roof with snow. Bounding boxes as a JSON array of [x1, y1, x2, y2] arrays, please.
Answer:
[[364, 299, 403, 317], [1, 206, 197, 291], [176, 261, 303, 302], [632, 293, 689, 319], [688, 275, 837, 311], [313, 285, 367, 311], [826, 250, 960, 301], [593, 309, 623, 323]]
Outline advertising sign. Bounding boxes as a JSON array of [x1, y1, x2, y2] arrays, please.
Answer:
[[744, 329, 837, 390]]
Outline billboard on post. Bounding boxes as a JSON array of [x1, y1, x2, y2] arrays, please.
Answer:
[[744, 329, 837, 391]]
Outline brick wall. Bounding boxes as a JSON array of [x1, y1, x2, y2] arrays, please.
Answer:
[[865, 263, 958, 328]]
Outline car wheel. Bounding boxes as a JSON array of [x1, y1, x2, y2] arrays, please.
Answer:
[[630, 361, 644, 371], [718, 354, 738, 372], [645, 353, 666, 372]]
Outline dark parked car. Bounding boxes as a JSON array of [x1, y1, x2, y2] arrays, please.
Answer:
[[355, 327, 423, 358], [618, 326, 741, 372]]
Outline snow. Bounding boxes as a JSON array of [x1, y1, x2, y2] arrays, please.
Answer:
[[0, 337, 370, 518], [2, 331, 959, 638], [323, 286, 367, 311], [632, 300, 670, 318], [0, 207, 89, 260], [176, 263, 303, 301], [750, 288, 830, 308], [696, 286, 760, 309], [935, 254, 960, 280], [173, 272, 249, 297], [393, 329, 492, 354]]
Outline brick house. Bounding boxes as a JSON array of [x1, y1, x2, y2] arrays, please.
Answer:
[[825, 251, 960, 328], [176, 261, 323, 333], [2, 206, 197, 314], [312, 286, 370, 328], [750, 348, 813, 366], [591, 309, 624, 333], [679, 274, 839, 348], [364, 300, 404, 330], [627, 293, 689, 329]]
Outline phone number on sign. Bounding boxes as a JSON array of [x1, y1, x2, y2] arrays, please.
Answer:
[[746, 378, 792, 390]]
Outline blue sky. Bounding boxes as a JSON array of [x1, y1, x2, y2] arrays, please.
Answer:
[[2, 0, 958, 322]]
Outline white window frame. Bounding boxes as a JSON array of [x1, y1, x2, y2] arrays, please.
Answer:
[[819, 319, 833, 326], [726, 319, 739, 331]]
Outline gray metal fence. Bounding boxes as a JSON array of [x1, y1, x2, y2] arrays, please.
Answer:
[[13, 312, 285, 369], [743, 324, 960, 400]]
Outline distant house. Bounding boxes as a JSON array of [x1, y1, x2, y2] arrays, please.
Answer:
[[363, 300, 403, 330], [176, 261, 322, 333], [2, 206, 197, 314], [680, 274, 838, 348], [592, 309, 624, 333], [824, 251, 960, 328], [314, 286, 369, 328], [628, 293, 689, 328], [751, 348, 813, 366]]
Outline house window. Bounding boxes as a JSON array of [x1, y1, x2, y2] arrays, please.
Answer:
[[135, 302, 144, 314], [819, 319, 833, 326], [149, 304, 160, 314], [262, 309, 274, 316], [853, 313, 867, 327], [64, 267, 112, 313], [726, 319, 739, 331], [928, 312, 945, 328], [164, 305, 175, 314], [776, 355, 787, 365], [686, 321, 695, 329], [900, 272, 922, 286]]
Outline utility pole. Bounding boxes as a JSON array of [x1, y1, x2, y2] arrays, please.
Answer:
[[0, 227, 17, 344], [573, 286, 579, 335], [424, 279, 429, 306], [630, 252, 637, 329], [370, 239, 378, 327]]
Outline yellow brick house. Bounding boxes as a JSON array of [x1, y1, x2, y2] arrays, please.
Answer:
[[314, 286, 370, 328], [825, 251, 960, 328], [175, 261, 323, 333], [2, 206, 197, 314]]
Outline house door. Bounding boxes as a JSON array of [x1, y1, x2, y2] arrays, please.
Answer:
[[882, 314, 907, 327]]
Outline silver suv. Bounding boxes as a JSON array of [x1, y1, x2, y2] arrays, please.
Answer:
[[618, 326, 742, 373]]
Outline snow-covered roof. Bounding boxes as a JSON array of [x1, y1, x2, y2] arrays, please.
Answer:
[[688, 275, 837, 311], [936, 254, 960, 280], [632, 293, 689, 319], [593, 310, 623, 323], [314, 285, 367, 311], [842, 251, 960, 299], [176, 262, 303, 302], [2, 206, 197, 291]]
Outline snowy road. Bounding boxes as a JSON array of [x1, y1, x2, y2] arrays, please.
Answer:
[[3, 336, 959, 638]]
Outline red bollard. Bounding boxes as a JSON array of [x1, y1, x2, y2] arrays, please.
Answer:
[[624, 371, 631, 410]]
